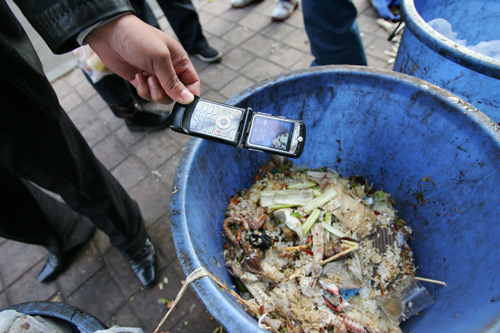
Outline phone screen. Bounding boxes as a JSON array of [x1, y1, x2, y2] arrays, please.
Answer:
[[247, 114, 295, 152]]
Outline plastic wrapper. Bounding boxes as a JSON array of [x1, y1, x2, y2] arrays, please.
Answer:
[[73, 45, 113, 83], [95, 326, 144, 333], [0, 310, 23, 332], [6, 313, 72, 333]]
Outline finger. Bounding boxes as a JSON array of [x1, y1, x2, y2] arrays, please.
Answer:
[[148, 76, 173, 104], [130, 73, 152, 101], [153, 48, 195, 105]]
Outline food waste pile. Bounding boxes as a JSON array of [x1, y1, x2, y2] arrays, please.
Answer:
[[222, 160, 417, 332]]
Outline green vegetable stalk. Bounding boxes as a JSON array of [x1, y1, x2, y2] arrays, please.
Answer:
[[287, 181, 317, 189], [321, 221, 347, 238], [269, 204, 300, 210], [302, 188, 338, 212], [234, 277, 248, 293], [301, 208, 321, 235]]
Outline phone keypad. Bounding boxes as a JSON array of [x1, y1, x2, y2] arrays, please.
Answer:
[[190, 101, 243, 141]]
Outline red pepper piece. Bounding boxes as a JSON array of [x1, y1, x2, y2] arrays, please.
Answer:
[[323, 296, 341, 312], [302, 249, 314, 255]]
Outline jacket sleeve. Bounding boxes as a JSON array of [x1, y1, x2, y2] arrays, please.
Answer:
[[13, 0, 134, 54]]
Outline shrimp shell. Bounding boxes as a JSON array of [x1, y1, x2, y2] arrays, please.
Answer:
[[248, 207, 268, 229], [223, 216, 245, 248], [311, 223, 325, 281]]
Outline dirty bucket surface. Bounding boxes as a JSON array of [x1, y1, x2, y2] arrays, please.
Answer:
[[394, 0, 500, 123]]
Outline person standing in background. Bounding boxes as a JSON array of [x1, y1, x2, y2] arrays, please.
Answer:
[[302, 0, 367, 66], [78, 0, 221, 132], [231, 0, 299, 22], [0, 0, 200, 288]]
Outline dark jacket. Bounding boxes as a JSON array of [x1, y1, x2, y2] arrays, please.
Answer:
[[0, 0, 133, 115]]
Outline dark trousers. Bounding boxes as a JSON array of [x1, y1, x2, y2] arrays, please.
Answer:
[[87, 0, 208, 115], [0, 78, 146, 259], [302, 0, 367, 66], [156, 0, 208, 53]]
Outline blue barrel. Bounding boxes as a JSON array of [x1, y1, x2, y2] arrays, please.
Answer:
[[394, 0, 500, 123], [170, 66, 500, 332], [4, 301, 107, 332]]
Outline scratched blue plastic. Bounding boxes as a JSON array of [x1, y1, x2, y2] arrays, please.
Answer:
[[394, 0, 500, 123], [170, 66, 500, 332]]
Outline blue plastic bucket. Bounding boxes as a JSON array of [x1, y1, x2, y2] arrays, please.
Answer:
[[170, 66, 500, 332], [394, 0, 500, 123], [3, 301, 107, 332]]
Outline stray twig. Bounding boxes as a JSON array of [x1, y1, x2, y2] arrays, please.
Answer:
[[285, 244, 309, 252], [153, 267, 279, 333], [414, 276, 447, 287], [321, 243, 360, 265]]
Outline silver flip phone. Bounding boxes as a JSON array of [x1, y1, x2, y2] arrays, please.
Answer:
[[170, 96, 305, 158]]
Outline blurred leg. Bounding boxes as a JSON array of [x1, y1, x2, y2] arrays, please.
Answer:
[[0, 174, 94, 256], [302, 0, 367, 66], [0, 77, 147, 259], [156, 0, 208, 53]]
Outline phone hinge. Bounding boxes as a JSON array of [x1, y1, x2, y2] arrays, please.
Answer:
[[236, 107, 253, 148]]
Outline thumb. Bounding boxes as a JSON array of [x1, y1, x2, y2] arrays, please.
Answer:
[[165, 77, 195, 105], [153, 53, 197, 105]]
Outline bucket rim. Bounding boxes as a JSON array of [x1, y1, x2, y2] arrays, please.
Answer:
[[2, 301, 107, 332], [170, 65, 500, 332], [400, 0, 500, 79]]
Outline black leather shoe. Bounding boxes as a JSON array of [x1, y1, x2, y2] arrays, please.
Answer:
[[125, 109, 172, 133], [37, 252, 73, 283], [129, 238, 158, 288]]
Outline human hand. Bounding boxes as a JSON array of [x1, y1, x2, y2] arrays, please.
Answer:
[[85, 14, 200, 104]]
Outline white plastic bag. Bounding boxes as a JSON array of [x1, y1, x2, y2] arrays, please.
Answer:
[[0, 310, 23, 332], [94, 325, 144, 333], [73, 45, 113, 83], [8, 314, 72, 333]]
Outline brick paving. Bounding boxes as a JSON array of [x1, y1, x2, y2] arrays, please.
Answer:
[[0, 0, 396, 331]]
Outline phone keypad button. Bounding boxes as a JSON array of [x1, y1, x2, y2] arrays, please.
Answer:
[[190, 101, 243, 142], [216, 114, 232, 130]]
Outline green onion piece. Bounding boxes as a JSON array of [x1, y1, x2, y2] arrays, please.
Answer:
[[274, 190, 314, 205], [313, 189, 323, 197], [269, 204, 300, 210], [324, 212, 331, 244], [376, 190, 385, 200], [321, 221, 347, 238], [287, 181, 317, 189], [395, 219, 406, 228], [234, 278, 248, 293], [301, 208, 321, 235], [302, 188, 338, 213], [261, 189, 314, 207], [290, 212, 303, 219]]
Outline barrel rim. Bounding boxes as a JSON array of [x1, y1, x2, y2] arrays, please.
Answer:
[[2, 301, 107, 332], [401, 0, 500, 79], [170, 65, 500, 332]]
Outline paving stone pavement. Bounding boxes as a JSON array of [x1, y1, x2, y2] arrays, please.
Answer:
[[0, 0, 397, 331]]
